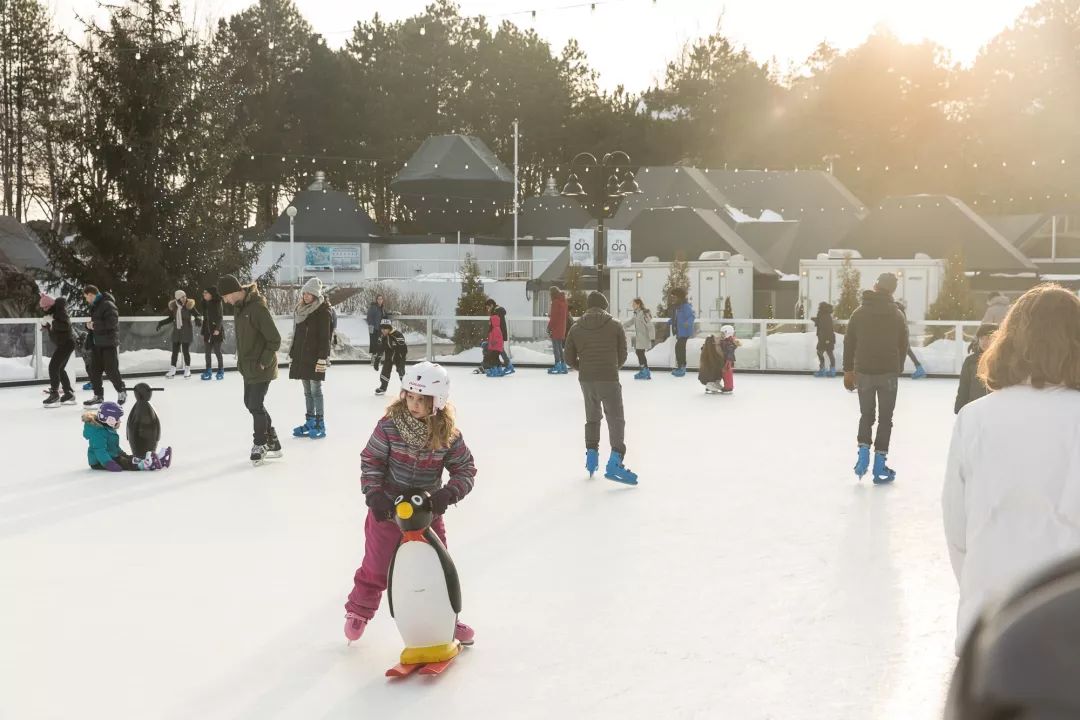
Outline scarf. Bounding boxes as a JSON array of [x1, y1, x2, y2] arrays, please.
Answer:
[[390, 403, 430, 449], [293, 295, 323, 325], [174, 300, 184, 329]]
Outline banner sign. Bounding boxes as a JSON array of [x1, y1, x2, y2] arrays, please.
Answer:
[[569, 228, 595, 267], [304, 245, 363, 270], [606, 229, 631, 268]]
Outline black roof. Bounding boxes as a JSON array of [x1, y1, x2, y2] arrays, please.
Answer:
[[0, 216, 47, 271], [843, 195, 1036, 271], [499, 196, 593, 240], [983, 213, 1051, 248], [627, 207, 776, 274], [268, 187, 383, 243]]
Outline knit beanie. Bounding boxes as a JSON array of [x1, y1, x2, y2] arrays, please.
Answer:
[[217, 275, 243, 295], [39, 293, 55, 311], [587, 291, 609, 310], [174, 290, 186, 301], [301, 277, 323, 298]]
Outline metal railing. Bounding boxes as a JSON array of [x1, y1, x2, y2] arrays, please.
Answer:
[[365, 258, 536, 280], [0, 314, 985, 386]]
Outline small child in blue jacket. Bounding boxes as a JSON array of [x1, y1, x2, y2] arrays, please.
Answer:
[[83, 402, 169, 471]]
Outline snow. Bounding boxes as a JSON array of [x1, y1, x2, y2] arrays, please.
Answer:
[[0, 367, 959, 719]]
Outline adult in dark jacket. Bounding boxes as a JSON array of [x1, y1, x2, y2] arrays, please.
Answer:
[[200, 286, 225, 380], [82, 285, 127, 407], [955, 324, 997, 414], [842, 273, 909, 483], [39, 294, 76, 406], [156, 290, 202, 378], [547, 286, 570, 374], [812, 301, 837, 377], [485, 298, 514, 373], [375, 319, 408, 395], [564, 291, 636, 485], [366, 294, 389, 367], [289, 277, 333, 439], [219, 275, 282, 465]]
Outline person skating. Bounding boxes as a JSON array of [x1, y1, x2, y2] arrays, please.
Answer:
[[289, 278, 333, 439], [83, 401, 169, 471], [625, 297, 655, 380], [366, 293, 389, 368], [218, 275, 282, 465], [200, 286, 225, 380], [82, 285, 127, 407], [375, 319, 407, 395], [484, 298, 513, 374], [156, 290, 202, 379], [668, 288, 695, 377], [812, 302, 836, 377], [954, 324, 997, 414], [39, 294, 77, 407], [896, 300, 927, 379], [719, 324, 739, 393], [981, 291, 1010, 325], [485, 308, 506, 377], [564, 291, 637, 485], [698, 335, 724, 393], [547, 286, 570, 374], [842, 272, 909, 483], [343, 361, 477, 645]]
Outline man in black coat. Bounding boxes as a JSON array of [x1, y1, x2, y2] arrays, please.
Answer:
[[842, 273, 908, 483], [82, 284, 127, 406], [564, 291, 636, 485], [955, 324, 996, 414]]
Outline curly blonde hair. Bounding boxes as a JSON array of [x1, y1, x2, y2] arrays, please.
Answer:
[[978, 283, 1080, 391], [386, 394, 459, 450]]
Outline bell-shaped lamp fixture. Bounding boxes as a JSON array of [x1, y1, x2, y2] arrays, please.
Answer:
[[561, 173, 586, 197], [617, 170, 642, 196]]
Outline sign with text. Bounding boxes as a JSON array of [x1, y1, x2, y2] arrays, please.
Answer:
[[569, 228, 595, 267], [606, 229, 631, 268], [304, 245, 363, 270]]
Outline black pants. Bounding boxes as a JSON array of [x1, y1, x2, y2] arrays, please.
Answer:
[[244, 381, 274, 445], [49, 341, 75, 393], [635, 349, 649, 368], [171, 342, 191, 368], [90, 345, 125, 396], [816, 340, 835, 369], [369, 333, 382, 364], [204, 336, 223, 371], [675, 337, 688, 368], [499, 349, 511, 366], [580, 380, 626, 456], [906, 346, 921, 366], [857, 373, 898, 453], [379, 351, 407, 391], [91, 453, 139, 471]]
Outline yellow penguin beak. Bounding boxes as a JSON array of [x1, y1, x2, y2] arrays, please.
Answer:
[[396, 502, 414, 520]]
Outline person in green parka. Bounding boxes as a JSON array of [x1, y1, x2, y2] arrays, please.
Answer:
[[218, 275, 283, 465]]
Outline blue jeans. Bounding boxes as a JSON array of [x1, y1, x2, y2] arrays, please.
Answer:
[[302, 379, 324, 416], [552, 339, 565, 365]]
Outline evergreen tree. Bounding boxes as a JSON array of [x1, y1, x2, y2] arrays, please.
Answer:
[[834, 254, 861, 321], [452, 254, 489, 352], [657, 253, 691, 317], [564, 264, 587, 316], [723, 296, 734, 319], [927, 251, 975, 339]]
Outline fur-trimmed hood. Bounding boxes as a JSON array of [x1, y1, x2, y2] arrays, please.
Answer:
[[168, 298, 197, 312]]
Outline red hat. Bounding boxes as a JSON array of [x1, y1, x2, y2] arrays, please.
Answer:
[[39, 293, 55, 311]]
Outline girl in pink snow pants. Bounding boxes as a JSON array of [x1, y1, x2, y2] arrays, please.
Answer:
[[343, 361, 477, 645]]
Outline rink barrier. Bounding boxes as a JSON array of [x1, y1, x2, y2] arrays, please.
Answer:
[[0, 316, 986, 386]]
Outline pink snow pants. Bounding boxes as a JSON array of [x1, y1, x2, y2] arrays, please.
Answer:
[[345, 508, 448, 619], [723, 361, 734, 392]]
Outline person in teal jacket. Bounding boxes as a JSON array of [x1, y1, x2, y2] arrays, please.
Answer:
[[668, 287, 696, 377], [83, 402, 170, 471]]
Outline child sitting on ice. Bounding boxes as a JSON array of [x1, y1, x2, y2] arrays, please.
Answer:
[[719, 325, 740, 394], [83, 402, 170, 471], [343, 362, 477, 646]]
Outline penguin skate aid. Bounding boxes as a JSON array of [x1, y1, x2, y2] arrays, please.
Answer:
[[343, 362, 478, 654]]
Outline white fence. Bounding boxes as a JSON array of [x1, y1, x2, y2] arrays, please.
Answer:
[[0, 314, 986, 385], [365, 258, 536, 280]]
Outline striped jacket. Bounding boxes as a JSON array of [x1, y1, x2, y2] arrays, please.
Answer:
[[360, 417, 477, 503]]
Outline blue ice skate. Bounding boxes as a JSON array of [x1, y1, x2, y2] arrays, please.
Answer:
[[854, 444, 871, 479], [872, 452, 895, 484], [604, 451, 638, 486], [585, 448, 599, 478]]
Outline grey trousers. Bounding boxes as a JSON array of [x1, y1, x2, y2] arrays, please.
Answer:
[[857, 372, 898, 453], [580, 380, 626, 456]]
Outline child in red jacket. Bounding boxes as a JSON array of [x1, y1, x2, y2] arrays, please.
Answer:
[[720, 324, 740, 393], [547, 286, 569, 374], [484, 312, 506, 377]]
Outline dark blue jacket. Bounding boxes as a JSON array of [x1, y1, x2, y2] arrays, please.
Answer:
[[366, 302, 388, 331], [89, 292, 121, 347], [670, 303, 695, 338]]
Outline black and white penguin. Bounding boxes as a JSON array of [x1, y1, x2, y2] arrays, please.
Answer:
[[126, 383, 161, 458], [387, 491, 462, 666]]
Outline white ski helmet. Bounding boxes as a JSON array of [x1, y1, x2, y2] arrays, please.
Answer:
[[721, 324, 735, 338], [403, 361, 451, 411]]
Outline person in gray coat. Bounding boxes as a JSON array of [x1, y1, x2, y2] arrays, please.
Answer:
[[564, 291, 637, 485], [623, 297, 655, 380]]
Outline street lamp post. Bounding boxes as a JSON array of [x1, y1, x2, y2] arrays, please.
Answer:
[[560, 151, 642, 297], [286, 205, 298, 285]]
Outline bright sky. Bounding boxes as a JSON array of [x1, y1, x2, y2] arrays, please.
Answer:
[[48, 0, 1033, 90]]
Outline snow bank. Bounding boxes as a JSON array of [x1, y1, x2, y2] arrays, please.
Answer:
[[0, 356, 35, 381]]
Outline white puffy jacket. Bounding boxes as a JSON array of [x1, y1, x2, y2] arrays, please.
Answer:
[[943, 384, 1080, 654]]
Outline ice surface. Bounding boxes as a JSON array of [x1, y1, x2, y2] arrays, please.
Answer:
[[0, 368, 959, 719]]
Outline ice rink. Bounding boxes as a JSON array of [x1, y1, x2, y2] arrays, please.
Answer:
[[0, 366, 959, 720]]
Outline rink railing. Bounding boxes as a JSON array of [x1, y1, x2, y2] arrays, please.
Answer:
[[0, 315, 986, 385]]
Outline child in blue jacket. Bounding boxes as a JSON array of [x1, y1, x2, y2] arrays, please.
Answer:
[[83, 402, 170, 471], [668, 287, 695, 377]]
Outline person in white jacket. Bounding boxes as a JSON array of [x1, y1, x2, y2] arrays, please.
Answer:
[[943, 283, 1080, 654]]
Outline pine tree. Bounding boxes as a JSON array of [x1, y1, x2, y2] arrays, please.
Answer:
[[452, 254, 489, 352], [834, 253, 861, 321], [564, 264, 587, 316], [927, 251, 974, 339], [657, 252, 691, 318], [723, 296, 734, 319]]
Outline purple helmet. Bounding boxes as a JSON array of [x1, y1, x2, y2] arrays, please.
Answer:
[[97, 401, 124, 428]]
